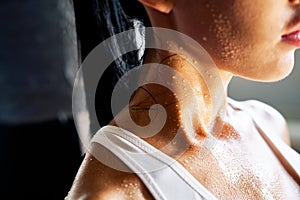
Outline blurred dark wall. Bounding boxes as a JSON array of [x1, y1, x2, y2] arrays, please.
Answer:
[[0, 1, 83, 199]]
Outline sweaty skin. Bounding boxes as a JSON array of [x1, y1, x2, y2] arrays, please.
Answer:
[[67, 0, 300, 199], [171, 0, 297, 82]]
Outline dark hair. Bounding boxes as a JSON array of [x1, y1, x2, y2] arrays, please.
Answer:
[[94, 0, 150, 77], [92, 0, 150, 126]]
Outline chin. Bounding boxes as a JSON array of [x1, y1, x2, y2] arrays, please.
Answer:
[[267, 54, 295, 82], [241, 58, 295, 83], [234, 58, 294, 82]]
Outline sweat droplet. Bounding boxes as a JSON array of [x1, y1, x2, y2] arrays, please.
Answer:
[[202, 37, 207, 41]]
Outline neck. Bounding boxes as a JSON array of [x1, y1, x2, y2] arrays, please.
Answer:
[[112, 47, 233, 157]]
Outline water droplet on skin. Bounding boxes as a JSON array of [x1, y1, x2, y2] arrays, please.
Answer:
[[124, 184, 128, 188], [172, 75, 176, 79], [202, 37, 207, 41], [179, 46, 183, 50], [184, 159, 189, 163]]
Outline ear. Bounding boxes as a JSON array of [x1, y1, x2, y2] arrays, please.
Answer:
[[138, 0, 174, 14]]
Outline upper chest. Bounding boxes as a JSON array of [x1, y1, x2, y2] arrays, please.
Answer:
[[180, 135, 300, 199], [178, 123, 300, 199]]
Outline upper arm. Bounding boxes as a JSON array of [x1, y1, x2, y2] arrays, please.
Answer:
[[243, 99, 291, 146], [66, 152, 154, 200]]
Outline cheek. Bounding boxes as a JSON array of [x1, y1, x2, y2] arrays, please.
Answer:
[[201, 5, 250, 73], [204, 2, 293, 81], [177, 0, 293, 81], [193, 1, 252, 66]]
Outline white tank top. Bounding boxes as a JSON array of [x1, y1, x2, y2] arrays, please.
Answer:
[[91, 125, 218, 200], [90, 102, 300, 199]]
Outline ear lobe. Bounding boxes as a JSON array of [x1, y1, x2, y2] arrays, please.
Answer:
[[138, 0, 174, 14]]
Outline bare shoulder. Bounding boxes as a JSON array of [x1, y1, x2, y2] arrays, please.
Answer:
[[240, 99, 291, 145], [65, 153, 154, 200]]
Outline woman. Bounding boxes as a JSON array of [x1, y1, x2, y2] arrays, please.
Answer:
[[67, 0, 300, 199]]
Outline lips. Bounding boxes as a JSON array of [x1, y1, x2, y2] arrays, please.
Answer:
[[282, 30, 300, 47]]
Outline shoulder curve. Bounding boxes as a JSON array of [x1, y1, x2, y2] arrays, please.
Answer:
[[233, 99, 291, 145], [66, 152, 154, 200]]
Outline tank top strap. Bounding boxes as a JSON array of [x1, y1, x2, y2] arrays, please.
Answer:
[[90, 125, 218, 200]]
